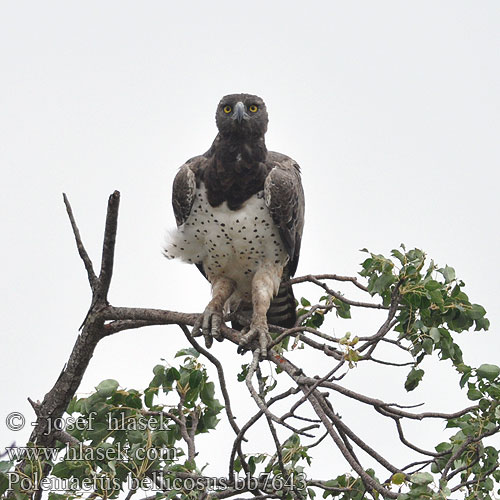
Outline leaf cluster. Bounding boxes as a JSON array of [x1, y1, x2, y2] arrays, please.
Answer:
[[0, 350, 223, 499]]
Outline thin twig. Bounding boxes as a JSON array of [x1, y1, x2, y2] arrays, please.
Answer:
[[179, 324, 242, 436], [177, 394, 196, 462], [63, 193, 98, 290], [287, 273, 369, 292], [245, 351, 317, 437], [228, 387, 300, 479], [294, 275, 387, 310]]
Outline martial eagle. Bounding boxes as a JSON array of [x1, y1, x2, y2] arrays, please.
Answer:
[[164, 93, 305, 357]]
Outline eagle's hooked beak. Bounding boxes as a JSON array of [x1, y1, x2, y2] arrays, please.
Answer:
[[232, 101, 248, 123]]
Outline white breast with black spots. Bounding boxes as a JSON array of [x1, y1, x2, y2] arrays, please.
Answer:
[[164, 183, 288, 298]]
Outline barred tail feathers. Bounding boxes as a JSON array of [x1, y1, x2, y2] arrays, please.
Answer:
[[230, 280, 297, 331], [267, 280, 296, 328]]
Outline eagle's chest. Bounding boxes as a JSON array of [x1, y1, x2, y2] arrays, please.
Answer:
[[173, 185, 287, 294]]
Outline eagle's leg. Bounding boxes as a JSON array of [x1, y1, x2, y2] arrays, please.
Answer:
[[192, 277, 235, 349], [239, 264, 281, 358]]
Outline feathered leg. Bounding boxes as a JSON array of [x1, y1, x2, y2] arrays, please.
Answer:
[[239, 264, 282, 358], [192, 276, 235, 348]]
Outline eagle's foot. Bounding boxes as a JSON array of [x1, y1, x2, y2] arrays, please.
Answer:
[[238, 321, 271, 358], [192, 306, 224, 349]]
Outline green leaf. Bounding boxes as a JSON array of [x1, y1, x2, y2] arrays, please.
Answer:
[[153, 364, 165, 376], [0, 462, 13, 474], [424, 280, 441, 291], [128, 429, 144, 444], [167, 367, 180, 381], [200, 381, 215, 404], [333, 297, 351, 319], [237, 364, 249, 382], [467, 388, 483, 401], [0, 474, 9, 496], [459, 372, 471, 388], [479, 398, 490, 412], [144, 387, 157, 409], [96, 379, 119, 397], [405, 368, 424, 392], [440, 265, 456, 283], [435, 442, 452, 453], [248, 456, 256, 475], [286, 433, 300, 446], [422, 338, 433, 354], [428, 289, 444, 306], [175, 347, 200, 358], [474, 317, 490, 331], [51, 461, 71, 478], [429, 327, 441, 343], [410, 472, 433, 485], [300, 297, 311, 307], [371, 273, 396, 295], [391, 472, 406, 485], [391, 249, 405, 264], [126, 391, 143, 409], [477, 364, 500, 381], [468, 304, 486, 320], [189, 370, 203, 388]]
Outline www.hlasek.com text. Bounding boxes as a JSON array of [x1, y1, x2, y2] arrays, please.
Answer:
[[4, 443, 178, 462]]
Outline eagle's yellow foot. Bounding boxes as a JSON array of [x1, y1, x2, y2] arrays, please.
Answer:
[[238, 320, 272, 358], [192, 306, 224, 349]]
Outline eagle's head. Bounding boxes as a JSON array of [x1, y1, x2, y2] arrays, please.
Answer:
[[215, 93, 268, 140]]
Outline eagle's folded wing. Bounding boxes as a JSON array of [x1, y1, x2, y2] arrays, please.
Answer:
[[264, 153, 305, 277], [172, 157, 201, 227]]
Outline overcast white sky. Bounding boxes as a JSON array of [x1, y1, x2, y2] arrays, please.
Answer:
[[1, 1, 499, 498]]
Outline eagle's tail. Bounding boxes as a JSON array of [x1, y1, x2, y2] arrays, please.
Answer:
[[231, 270, 297, 332], [267, 278, 297, 328], [230, 281, 297, 331]]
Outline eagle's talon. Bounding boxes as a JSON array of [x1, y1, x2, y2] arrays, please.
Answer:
[[192, 316, 203, 338], [204, 333, 214, 349], [193, 306, 224, 349], [211, 313, 224, 342], [236, 344, 248, 355], [239, 322, 271, 358]]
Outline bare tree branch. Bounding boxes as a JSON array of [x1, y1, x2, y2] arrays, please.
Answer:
[[63, 193, 98, 290], [96, 190, 120, 303], [290, 274, 387, 310], [287, 273, 369, 292]]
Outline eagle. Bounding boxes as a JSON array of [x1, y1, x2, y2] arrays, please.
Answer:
[[164, 93, 304, 357]]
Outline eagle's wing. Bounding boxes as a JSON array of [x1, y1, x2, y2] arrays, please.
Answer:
[[264, 152, 305, 276], [171, 157, 202, 227], [171, 156, 209, 279]]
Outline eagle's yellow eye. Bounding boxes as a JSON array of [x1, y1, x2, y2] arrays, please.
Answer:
[[223, 105, 232, 114], [249, 104, 258, 113]]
